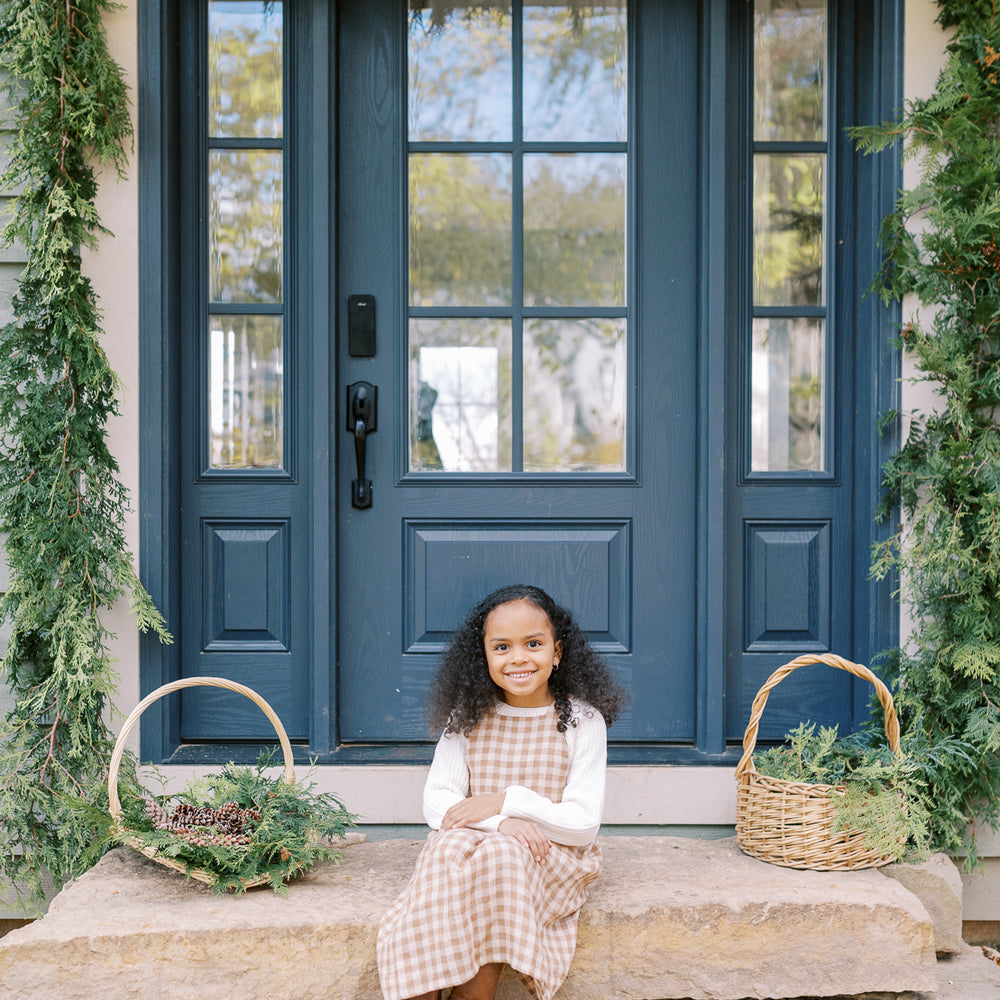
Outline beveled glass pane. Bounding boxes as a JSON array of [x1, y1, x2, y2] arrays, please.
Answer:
[[210, 150, 283, 303], [754, 0, 826, 142], [753, 153, 824, 307], [410, 153, 512, 306], [209, 315, 283, 469], [209, 1, 282, 139], [408, 2, 512, 141], [751, 317, 825, 472], [523, 2, 627, 142], [524, 153, 625, 307], [523, 319, 626, 472], [409, 319, 512, 472]]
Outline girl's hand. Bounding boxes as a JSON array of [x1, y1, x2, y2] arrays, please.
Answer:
[[499, 818, 551, 863], [441, 793, 505, 829]]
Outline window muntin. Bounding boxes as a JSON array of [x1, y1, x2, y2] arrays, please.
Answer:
[[750, 0, 828, 474], [407, 0, 628, 475], [206, 1, 286, 471]]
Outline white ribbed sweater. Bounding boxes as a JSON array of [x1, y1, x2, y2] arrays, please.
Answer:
[[422, 700, 607, 847]]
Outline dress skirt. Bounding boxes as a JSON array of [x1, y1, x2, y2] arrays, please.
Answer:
[[376, 706, 601, 1000]]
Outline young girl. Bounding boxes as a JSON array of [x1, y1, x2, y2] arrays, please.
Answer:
[[377, 584, 626, 1000]]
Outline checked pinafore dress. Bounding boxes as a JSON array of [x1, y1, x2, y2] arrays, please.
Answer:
[[376, 705, 602, 1000]]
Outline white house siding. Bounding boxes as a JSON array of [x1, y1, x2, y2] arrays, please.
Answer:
[[3, 0, 997, 922]]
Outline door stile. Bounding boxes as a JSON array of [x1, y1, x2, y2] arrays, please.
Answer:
[[695, 0, 731, 757]]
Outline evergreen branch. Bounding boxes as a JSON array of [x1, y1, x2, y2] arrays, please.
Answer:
[[0, 0, 170, 913], [851, 0, 1000, 862]]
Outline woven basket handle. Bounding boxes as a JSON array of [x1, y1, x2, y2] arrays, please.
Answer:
[[107, 676, 296, 822], [734, 653, 900, 780]]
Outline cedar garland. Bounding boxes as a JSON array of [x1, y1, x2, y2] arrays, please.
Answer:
[[0, 0, 169, 911], [852, 0, 1000, 862]]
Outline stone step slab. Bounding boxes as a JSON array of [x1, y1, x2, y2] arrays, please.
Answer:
[[0, 836, 938, 1000]]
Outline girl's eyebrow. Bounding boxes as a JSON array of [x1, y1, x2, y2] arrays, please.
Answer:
[[486, 631, 548, 642]]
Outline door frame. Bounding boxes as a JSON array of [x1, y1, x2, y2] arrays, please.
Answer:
[[138, 0, 901, 765]]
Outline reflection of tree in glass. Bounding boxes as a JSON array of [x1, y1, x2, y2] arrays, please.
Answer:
[[788, 372, 822, 470], [410, 154, 512, 306], [211, 151, 283, 303], [524, 155, 625, 307], [210, 8, 282, 138], [754, 155, 823, 306], [413, 382, 444, 469], [753, 2, 826, 142], [524, 318, 625, 471]]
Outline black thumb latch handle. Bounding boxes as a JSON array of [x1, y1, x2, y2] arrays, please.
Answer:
[[346, 381, 377, 509]]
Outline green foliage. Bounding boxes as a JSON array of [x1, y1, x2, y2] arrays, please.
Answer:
[[0, 0, 170, 912], [755, 721, 978, 862], [111, 753, 359, 895], [848, 1, 1000, 863]]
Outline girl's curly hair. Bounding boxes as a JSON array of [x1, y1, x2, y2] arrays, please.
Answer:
[[427, 583, 626, 736]]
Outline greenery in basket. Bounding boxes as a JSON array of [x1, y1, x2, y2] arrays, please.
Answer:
[[848, 0, 1000, 864], [110, 751, 359, 895], [754, 722, 975, 863]]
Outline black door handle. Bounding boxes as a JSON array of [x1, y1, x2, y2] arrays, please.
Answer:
[[347, 381, 377, 508]]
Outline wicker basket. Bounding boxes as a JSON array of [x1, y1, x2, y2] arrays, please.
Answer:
[[734, 653, 902, 871], [108, 676, 296, 887]]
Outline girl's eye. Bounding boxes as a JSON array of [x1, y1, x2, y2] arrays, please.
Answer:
[[528, 640, 541, 648], [494, 643, 508, 652]]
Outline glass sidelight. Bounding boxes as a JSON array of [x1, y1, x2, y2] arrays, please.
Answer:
[[206, 1, 286, 471], [407, 1, 628, 474], [749, 0, 828, 473]]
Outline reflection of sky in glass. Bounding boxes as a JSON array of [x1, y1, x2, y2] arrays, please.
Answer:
[[417, 346, 500, 471], [523, 3, 627, 141], [209, 1, 283, 138], [408, 4, 512, 141]]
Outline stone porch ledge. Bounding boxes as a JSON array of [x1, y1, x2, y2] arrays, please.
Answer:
[[0, 836, 968, 1000]]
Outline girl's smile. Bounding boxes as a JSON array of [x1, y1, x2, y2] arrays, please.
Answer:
[[483, 599, 562, 708]]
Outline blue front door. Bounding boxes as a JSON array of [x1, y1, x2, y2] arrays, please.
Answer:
[[143, 0, 900, 762], [336, 0, 699, 744]]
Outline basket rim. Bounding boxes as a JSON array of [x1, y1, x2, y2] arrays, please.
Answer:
[[107, 675, 295, 823], [733, 653, 900, 781]]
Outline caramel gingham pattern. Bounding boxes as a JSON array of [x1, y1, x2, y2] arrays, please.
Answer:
[[377, 706, 601, 1000]]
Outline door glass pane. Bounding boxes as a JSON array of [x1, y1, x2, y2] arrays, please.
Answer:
[[408, 2, 512, 141], [209, 150, 283, 303], [524, 153, 626, 307], [409, 153, 513, 306], [754, 0, 826, 142], [751, 317, 824, 472], [409, 319, 513, 472], [523, 1, 627, 142], [523, 319, 625, 472], [209, 315, 284, 469], [209, 1, 283, 139], [753, 153, 824, 307], [406, 2, 629, 475]]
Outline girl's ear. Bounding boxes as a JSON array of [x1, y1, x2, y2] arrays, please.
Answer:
[[554, 638, 563, 663]]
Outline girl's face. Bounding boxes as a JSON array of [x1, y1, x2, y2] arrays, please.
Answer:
[[482, 598, 562, 708]]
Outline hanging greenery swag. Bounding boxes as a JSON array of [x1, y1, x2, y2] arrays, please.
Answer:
[[0, 0, 169, 912], [850, 0, 1000, 862]]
